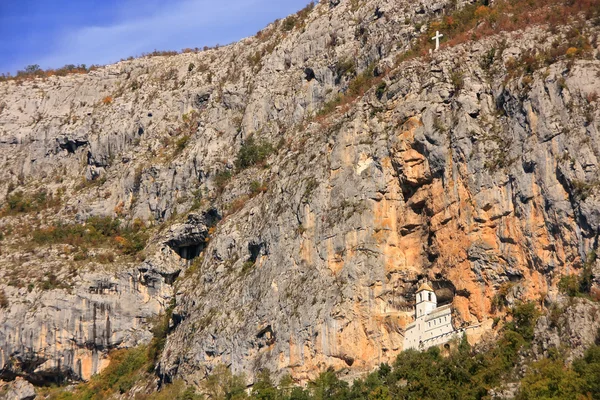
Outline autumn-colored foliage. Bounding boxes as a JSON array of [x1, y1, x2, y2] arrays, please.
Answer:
[[31, 216, 149, 257], [0, 64, 92, 83], [400, 0, 600, 61]]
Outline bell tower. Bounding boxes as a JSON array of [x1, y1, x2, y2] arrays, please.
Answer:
[[415, 281, 437, 318]]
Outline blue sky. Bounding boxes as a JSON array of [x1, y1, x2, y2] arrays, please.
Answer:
[[0, 0, 313, 74]]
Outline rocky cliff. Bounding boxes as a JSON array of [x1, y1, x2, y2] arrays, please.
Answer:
[[1, 0, 600, 390]]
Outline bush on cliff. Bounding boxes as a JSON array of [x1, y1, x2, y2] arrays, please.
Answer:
[[517, 345, 600, 400], [31, 216, 149, 257], [235, 137, 274, 170], [1, 189, 62, 216], [0, 289, 8, 308]]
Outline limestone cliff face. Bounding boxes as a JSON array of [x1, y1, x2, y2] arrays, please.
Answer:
[[1, 0, 599, 386], [0, 268, 169, 382]]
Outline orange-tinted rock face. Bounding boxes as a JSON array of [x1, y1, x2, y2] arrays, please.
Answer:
[[381, 114, 574, 327], [158, 43, 600, 384]]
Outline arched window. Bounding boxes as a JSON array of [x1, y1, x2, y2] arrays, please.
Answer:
[[419, 294, 422, 302], [428, 293, 432, 301]]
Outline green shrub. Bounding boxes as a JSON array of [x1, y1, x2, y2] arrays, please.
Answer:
[[190, 189, 203, 211], [375, 82, 387, 99], [480, 47, 497, 70], [450, 70, 464, 92], [281, 2, 314, 32], [249, 181, 267, 196], [559, 275, 581, 297], [82, 347, 148, 398], [573, 345, 600, 396], [42, 337, 600, 399], [247, 51, 262, 67], [235, 137, 274, 170], [348, 66, 375, 97], [558, 254, 596, 299], [517, 357, 585, 400], [335, 59, 357, 79], [147, 299, 175, 364], [31, 216, 148, 256], [175, 136, 190, 154], [316, 63, 382, 118], [2, 189, 61, 216], [251, 370, 278, 399], [282, 16, 297, 31], [214, 169, 233, 192], [309, 367, 349, 399], [39, 273, 70, 291], [507, 301, 539, 342], [202, 364, 248, 400], [317, 94, 343, 117], [0, 289, 8, 309], [241, 261, 255, 275]]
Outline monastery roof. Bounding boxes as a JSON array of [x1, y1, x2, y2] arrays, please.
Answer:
[[417, 282, 434, 292], [424, 305, 452, 321]]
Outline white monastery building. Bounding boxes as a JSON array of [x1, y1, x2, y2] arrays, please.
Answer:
[[403, 281, 457, 350]]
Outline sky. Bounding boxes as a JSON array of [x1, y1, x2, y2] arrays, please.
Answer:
[[0, 0, 313, 74]]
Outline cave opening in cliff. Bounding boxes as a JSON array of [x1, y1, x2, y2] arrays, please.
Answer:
[[248, 243, 262, 263], [0, 363, 75, 387], [174, 243, 205, 260], [431, 278, 456, 307]]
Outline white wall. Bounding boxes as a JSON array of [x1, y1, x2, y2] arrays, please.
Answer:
[[403, 296, 455, 351], [415, 290, 437, 318]]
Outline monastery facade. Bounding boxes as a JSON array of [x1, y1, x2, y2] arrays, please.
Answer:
[[403, 282, 457, 351]]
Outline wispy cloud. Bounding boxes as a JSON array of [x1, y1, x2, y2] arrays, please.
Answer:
[[10, 0, 310, 71]]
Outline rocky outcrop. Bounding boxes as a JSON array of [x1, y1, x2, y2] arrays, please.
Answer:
[[165, 210, 221, 260], [0, 0, 599, 389], [0, 267, 171, 382], [533, 298, 600, 363], [1, 378, 36, 400]]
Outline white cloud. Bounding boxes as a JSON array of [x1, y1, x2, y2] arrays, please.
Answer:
[[35, 0, 308, 69]]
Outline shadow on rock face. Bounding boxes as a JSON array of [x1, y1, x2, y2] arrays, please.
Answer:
[[166, 208, 222, 261], [433, 278, 457, 306]]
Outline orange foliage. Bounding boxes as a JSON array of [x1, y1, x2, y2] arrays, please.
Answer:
[[405, 0, 600, 56], [591, 287, 600, 302], [114, 236, 130, 248], [566, 47, 579, 57], [102, 96, 113, 105], [474, 5, 490, 20], [226, 196, 249, 217], [0, 64, 91, 83]]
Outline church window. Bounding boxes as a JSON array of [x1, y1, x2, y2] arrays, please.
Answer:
[[419, 294, 422, 302], [428, 293, 432, 301]]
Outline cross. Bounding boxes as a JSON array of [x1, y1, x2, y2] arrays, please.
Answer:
[[432, 31, 443, 52]]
